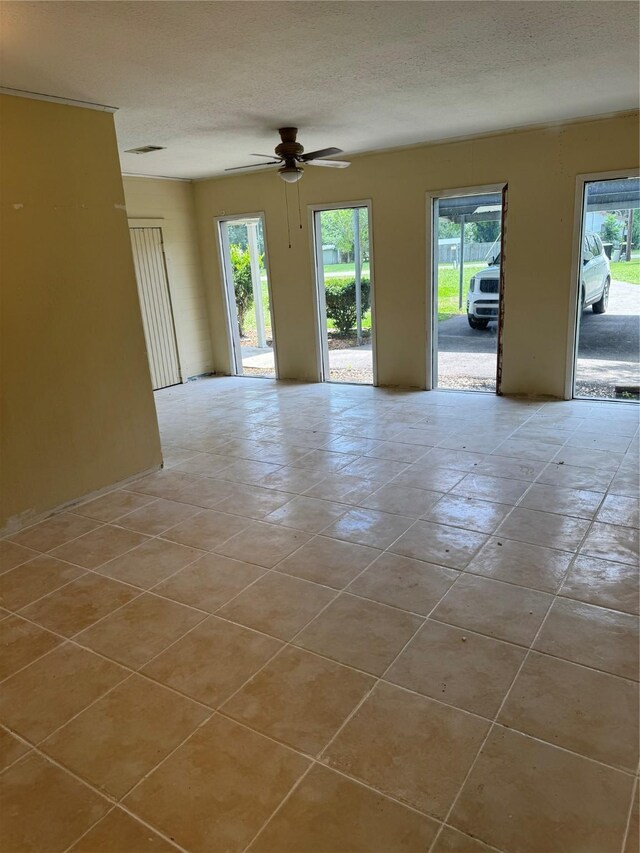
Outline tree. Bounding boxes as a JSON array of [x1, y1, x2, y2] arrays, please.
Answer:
[[319, 209, 369, 263], [438, 219, 460, 238], [631, 209, 639, 249], [601, 213, 622, 245], [438, 219, 500, 243], [229, 244, 253, 337], [467, 220, 500, 244], [227, 222, 265, 254]]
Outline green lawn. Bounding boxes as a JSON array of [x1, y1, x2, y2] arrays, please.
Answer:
[[324, 262, 371, 276], [610, 259, 640, 285], [436, 264, 485, 320], [322, 261, 488, 322], [244, 255, 636, 337]]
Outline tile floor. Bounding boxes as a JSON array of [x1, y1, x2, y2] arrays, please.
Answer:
[[1, 376, 639, 853]]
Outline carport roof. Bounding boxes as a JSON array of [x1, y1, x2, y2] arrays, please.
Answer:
[[586, 178, 640, 212], [437, 193, 503, 222], [438, 178, 639, 222]]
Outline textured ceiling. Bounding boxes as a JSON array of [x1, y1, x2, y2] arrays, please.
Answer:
[[1, 1, 638, 179]]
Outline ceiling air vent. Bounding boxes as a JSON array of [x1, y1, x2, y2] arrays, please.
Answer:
[[125, 145, 166, 154]]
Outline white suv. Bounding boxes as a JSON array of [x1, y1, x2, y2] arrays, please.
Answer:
[[466, 233, 611, 330]]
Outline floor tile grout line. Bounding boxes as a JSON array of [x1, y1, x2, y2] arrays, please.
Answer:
[[423, 612, 640, 683], [7, 526, 384, 778], [3, 509, 636, 688], [436, 823, 507, 853], [4, 518, 112, 565], [6, 518, 636, 727], [59, 804, 122, 853], [3, 448, 634, 548], [620, 775, 638, 853], [59, 802, 184, 853], [426, 492, 634, 853], [132, 597, 640, 770], [8, 489, 636, 612], [237, 762, 317, 853], [29, 713, 210, 853], [10, 540, 211, 646], [34, 672, 139, 755], [231, 713, 452, 853], [3, 384, 636, 852], [197, 534, 379, 715], [312, 564, 461, 768], [0, 608, 215, 716], [114, 802, 193, 853], [0, 722, 37, 775]]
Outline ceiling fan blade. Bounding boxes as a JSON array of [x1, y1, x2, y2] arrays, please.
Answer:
[[305, 159, 351, 169], [301, 147, 343, 161], [224, 161, 281, 172], [250, 153, 280, 159]]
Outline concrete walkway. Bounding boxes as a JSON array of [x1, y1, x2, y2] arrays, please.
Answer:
[[240, 280, 638, 390]]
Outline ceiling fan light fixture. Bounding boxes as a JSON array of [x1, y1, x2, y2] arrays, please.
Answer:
[[278, 164, 303, 183]]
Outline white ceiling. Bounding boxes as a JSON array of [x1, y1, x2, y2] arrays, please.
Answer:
[[2, 1, 638, 179]]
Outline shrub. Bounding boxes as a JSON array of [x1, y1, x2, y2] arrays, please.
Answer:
[[229, 244, 253, 336], [325, 277, 371, 336]]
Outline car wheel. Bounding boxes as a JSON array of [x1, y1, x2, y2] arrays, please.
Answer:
[[592, 277, 610, 314], [467, 314, 489, 330]]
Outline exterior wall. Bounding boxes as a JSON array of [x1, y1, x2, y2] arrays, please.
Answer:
[[0, 94, 162, 531], [193, 111, 639, 395], [123, 176, 213, 379]]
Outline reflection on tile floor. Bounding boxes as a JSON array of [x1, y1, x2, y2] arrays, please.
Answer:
[[1, 376, 639, 853]]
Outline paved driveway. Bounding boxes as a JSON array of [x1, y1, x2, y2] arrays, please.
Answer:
[[439, 280, 638, 357], [437, 279, 639, 391]]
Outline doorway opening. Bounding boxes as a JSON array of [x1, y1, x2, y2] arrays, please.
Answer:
[[129, 225, 182, 390], [431, 187, 506, 392], [312, 203, 376, 384], [572, 175, 639, 401], [218, 214, 277, 378]]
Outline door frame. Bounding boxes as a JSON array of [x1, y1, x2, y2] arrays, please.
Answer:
[[308, 199, 378, 385], [426, 183, 507, 392], [214, 211, 279, 379], [128, 218, 183, 388], [565, 168, 639, 400]]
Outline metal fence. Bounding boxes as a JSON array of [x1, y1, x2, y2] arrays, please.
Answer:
[[437, 241, 499, 264]]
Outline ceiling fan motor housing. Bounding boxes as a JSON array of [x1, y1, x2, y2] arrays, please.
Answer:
[[275, 127, 303, 162]]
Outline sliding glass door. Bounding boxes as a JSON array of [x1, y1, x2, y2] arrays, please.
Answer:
[[218, 214, 277, 378], [431, 187, 506, 392], [573, 175, 639, 401], [313, 204, 375, 384]]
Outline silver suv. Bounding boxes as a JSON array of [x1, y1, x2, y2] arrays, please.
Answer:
[[466, 233, 611, 330]]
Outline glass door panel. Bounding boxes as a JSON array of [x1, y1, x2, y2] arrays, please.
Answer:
[[313, 206, 374, 384], [432, 190, 504, 392]]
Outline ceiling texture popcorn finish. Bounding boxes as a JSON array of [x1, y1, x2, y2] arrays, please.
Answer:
[[1, 1, 638, 179]]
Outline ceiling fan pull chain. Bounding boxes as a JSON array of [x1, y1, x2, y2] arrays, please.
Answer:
[[296, 180, 303, 230], [283, 181, 292, 249]]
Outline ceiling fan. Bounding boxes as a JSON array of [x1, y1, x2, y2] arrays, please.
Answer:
[[225, 127, 350, 182]]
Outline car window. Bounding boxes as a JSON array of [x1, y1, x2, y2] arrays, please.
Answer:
[[583, 236, 594, 260], [592, 235, 603, 256]]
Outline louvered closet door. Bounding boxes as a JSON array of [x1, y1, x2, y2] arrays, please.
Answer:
[[129, 227, 181, 390]]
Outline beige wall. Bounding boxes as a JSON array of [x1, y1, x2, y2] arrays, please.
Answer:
[[193, 112, 639, 395], [0, 94, 162, 532], [123, 177, 213, 379]]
